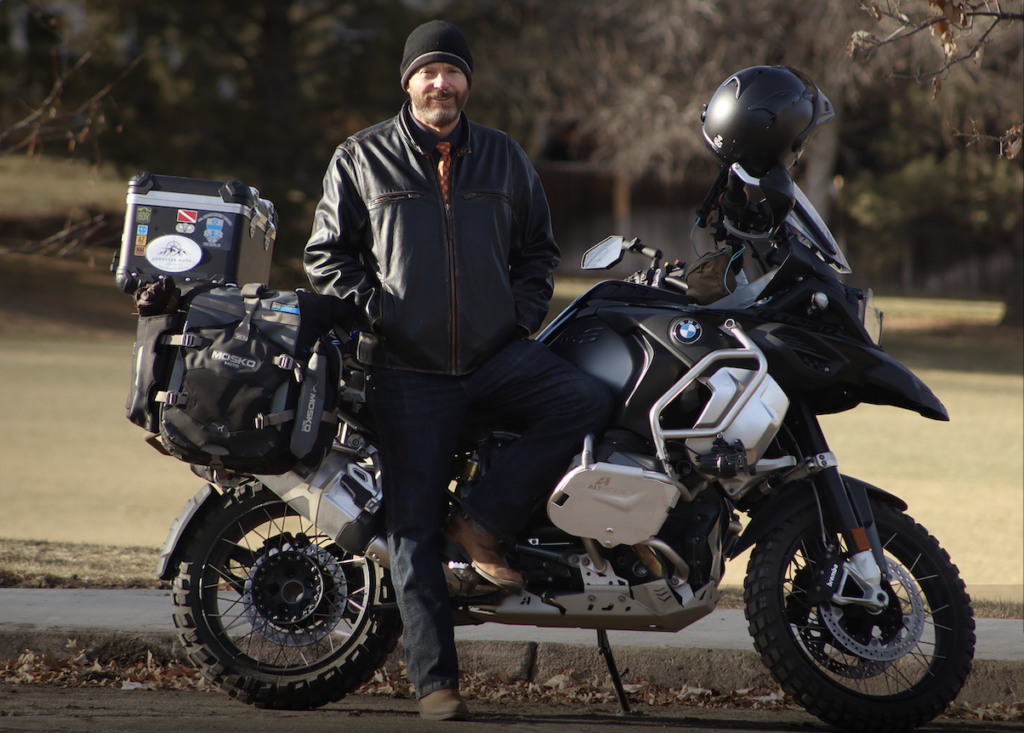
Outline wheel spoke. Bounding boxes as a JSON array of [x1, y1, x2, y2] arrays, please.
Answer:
[[191, 501, 376, 669], [206, 563, 247, 594], [169, 485, 400, 708]]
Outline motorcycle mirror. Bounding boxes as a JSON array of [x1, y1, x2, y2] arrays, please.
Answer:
[[581, 235, 628, 270], [758, 165, 795, 228]]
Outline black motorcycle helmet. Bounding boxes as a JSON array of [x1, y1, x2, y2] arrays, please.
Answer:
[[701, 66, 834, 177]]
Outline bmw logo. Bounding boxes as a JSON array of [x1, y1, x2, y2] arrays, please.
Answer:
[[673, 318, 703, 344]]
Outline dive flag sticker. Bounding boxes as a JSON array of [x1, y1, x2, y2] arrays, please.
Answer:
[[177, 209, 199, 224]]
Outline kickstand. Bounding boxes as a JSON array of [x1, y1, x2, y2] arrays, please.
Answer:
[[597, 629, 640, 716]]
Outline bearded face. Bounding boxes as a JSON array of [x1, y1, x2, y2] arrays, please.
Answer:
[[406, 63, 470, 133], [409, 87, 468, 129]]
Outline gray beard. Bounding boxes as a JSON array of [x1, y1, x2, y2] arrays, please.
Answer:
[[410, 91, 467, 130]]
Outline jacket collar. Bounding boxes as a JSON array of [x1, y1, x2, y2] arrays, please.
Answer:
[[398, 100, 471, 157]]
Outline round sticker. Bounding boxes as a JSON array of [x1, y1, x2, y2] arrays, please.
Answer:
[[145, 235, 203, 272], [673, 318, 703, 344]]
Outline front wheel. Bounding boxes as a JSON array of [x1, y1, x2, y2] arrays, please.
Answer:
[[169, 484, 402, 709], [744, 498, 975, 733]]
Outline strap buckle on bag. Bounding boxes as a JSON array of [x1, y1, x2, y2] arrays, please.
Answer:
[[234, 284, 266, 343], [255, 410, 295, 429], [163, 332, 202, 348], [241, 283, 266, 299], [155, 391, 187, 406]]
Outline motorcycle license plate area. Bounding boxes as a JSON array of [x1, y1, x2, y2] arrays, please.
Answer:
[[547, 462, 681, 546]]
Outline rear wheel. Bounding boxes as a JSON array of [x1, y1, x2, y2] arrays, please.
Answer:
[[744, 498, 975, 733], [169, 484, 401, 709]]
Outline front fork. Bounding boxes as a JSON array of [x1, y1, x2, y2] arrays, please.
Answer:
[[789, 401, 891, 613]]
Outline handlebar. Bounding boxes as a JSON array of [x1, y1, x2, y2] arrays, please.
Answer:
[[626, 237, 662, 262]]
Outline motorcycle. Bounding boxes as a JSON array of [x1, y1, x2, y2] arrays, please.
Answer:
[[154, 98, 975, 733]]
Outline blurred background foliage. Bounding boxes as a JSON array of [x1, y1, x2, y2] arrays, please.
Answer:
[[0, 0, 1021, 322]]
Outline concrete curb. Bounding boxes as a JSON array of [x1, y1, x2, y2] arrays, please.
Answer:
[[2, 629, 1020, 706]]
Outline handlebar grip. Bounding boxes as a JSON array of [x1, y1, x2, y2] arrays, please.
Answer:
[[627, 238, 663, 261]]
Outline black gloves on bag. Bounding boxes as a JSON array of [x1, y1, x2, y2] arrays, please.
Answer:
[[133, 277, 180, 316]]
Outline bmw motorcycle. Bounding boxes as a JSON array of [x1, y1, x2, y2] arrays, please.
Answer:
[[157, 69, 975, 733]]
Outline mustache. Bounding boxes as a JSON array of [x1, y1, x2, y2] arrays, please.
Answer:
[[426, 90, 456, 101]]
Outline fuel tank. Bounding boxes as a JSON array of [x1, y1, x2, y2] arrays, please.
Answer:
[[540, 281, 733, 441]]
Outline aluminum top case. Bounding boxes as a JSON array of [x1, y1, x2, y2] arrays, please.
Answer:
[[114, 172, 277, 293]]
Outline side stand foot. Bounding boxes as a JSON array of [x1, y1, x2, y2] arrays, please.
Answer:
[[597, 629, 641, 716]]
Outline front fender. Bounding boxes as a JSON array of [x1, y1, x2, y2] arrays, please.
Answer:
[[859, 351, 948, 421], [156, 483, 221, 580], [728, 474, 907, 559]]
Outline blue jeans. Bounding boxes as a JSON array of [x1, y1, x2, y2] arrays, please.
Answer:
[[366, 339, 612, 697]]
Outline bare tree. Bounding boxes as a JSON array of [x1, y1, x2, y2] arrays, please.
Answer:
[[847, 0, 1023, 325], [474, 1, 870, 179], [465, 0, 1022, 323], [848, 0, 1024, 158], [463, 0, 883, 235], [1, 43, 143, 159], [0, 45, 143, 257]]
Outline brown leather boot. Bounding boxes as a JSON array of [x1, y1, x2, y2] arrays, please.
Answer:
[[443, 512, 524, 592], [418, 688, 469, 721]]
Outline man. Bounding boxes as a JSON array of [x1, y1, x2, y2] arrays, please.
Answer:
[[304, 20, 611, 721]]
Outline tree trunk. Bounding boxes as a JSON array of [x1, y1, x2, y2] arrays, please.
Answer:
[[1000, 221, 1023, 327]]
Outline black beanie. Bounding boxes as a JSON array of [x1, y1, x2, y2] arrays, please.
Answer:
[[400, 20, 473, 89]]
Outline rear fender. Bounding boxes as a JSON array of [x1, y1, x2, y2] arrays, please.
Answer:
[[156, 483, 221, 580], [728, 474, 907, 559]]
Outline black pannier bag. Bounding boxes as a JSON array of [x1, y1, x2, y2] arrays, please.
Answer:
[[127, 279, 347, 474]]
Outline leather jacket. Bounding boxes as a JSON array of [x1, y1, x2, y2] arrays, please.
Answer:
[[304, 102, 559, 375]]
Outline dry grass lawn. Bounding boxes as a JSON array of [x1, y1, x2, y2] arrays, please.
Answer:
[[0, 156, 126, 219]]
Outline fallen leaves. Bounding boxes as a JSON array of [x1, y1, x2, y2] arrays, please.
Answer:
[[357, 663, 801, 710], [2, 641, 1021, 723], [355, 664, 1023, 721], [0, 639, 210, 691], [946, 700, 1024, 723]]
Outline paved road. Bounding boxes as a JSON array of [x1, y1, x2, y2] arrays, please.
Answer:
[[0, 687, 1019, 733]]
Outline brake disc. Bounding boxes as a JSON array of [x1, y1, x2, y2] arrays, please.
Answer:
[[242, 540, 349, 646], [819, 558, 926, 663]]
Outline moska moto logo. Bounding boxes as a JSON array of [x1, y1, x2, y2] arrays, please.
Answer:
[[211, 350, 259, 370], [300, 385, 318, 433]]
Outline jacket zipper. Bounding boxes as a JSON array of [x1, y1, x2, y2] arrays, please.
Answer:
[[434, 151, 459, 374], [368, 191, 423, 208], [446, 200, 457, 373]]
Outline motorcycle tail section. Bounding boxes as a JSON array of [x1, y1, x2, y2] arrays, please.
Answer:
[[257, 450, 389, 566]]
